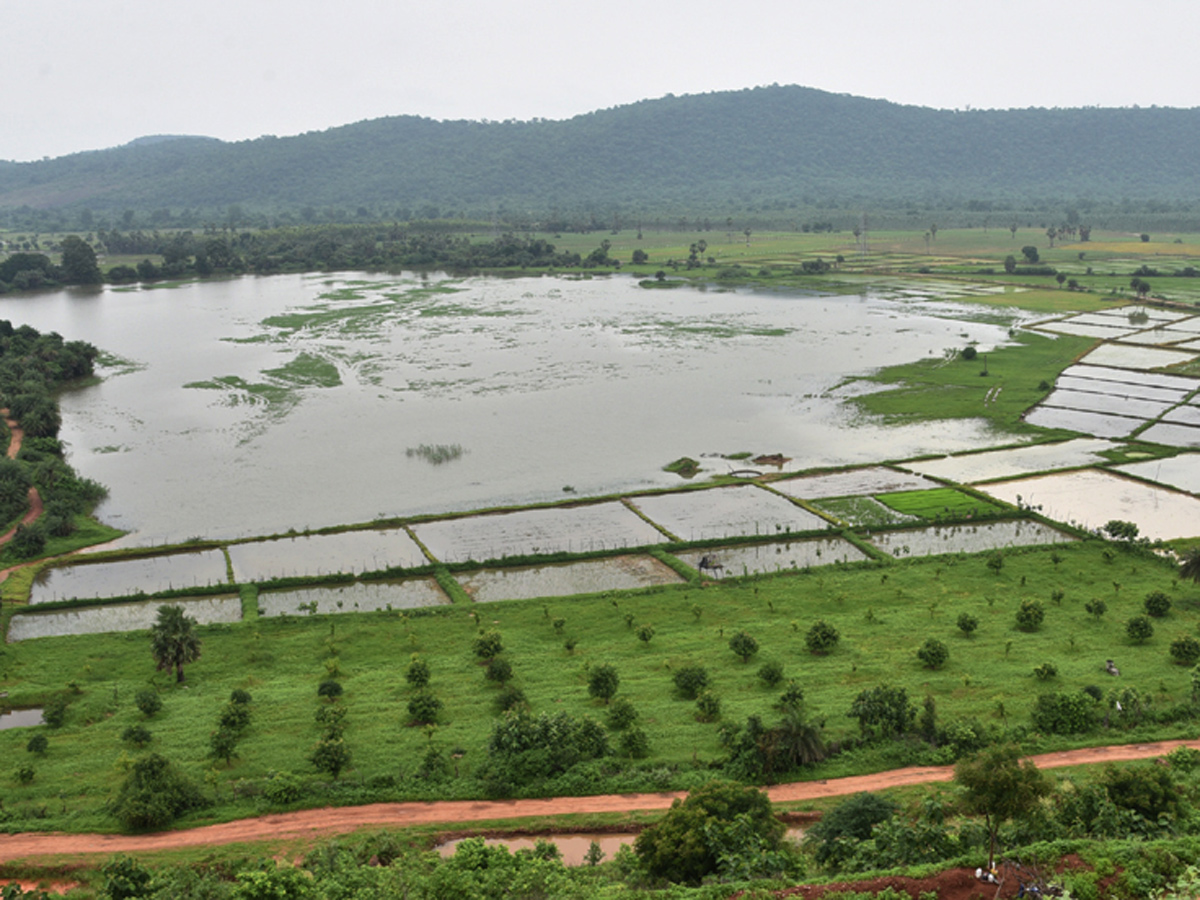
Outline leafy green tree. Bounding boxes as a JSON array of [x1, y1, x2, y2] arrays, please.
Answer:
[[917, 638, 949, 670], [1127, 615, 1154, 643], [134, 689, 162, 717], [1021, 245, 1040, 264], [607, 697, 638, 730], [406, 655, 431, 689], [317, 679, 343, 700], [1015, 599, 1045, 632], [311, 736, 352, 779], [101, 856, 153, 900], [408, 692, 443, 725], [757, 661, 784, 686], [634, 781, 784, 885], [696, 690, 722, 722], [210, 727, 240, 766], [1180, 546, 1200, 584], [1033, 662, 1058, 681], [58, 235, 102, 285], [1144, 590, 1172, 618], [1031, 690, 1095, 734], [150, 605, 202, 683], [230, 688, 252, 705], [805, 620, 839, 654], [729, 631, 759, 663], [121, 725, 152, 747], [473, 630, 503, 660], [619, 726, 650, 759], [636, 623, 656, 644], [956, 612, 979, 637], [1171, 635, 1200, 666], [1085, 597, 1108, 620], [955, 744, 1049, 868], [587, 663, 620, 703], [484, 657, 513, 684], [25, 733, 47, 755]]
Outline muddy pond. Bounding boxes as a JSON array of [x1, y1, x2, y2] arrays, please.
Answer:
[[0, 274, 1025, 546]]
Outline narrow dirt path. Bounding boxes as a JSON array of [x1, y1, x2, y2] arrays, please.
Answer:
[[0, 412, 43, 550], [1, 738, 1196, 864]]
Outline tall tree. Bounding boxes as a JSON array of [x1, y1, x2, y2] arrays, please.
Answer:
[[150, 605, 202, 683], [58, 235, 101, 285], [955, 744, 1049, 868]]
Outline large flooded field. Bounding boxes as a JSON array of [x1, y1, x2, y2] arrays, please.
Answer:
[[0, 274, 1022, 546]]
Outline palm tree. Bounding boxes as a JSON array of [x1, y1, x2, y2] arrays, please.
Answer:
[[150, 605, 202, 683], [1181, 547, 1200, 585]]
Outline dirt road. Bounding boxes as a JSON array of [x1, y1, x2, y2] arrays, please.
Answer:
[[0, 413, 43, 549], [1, 738, 1196, 864]]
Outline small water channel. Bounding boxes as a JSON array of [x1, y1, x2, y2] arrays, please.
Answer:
[[0, 708, 44, 729]]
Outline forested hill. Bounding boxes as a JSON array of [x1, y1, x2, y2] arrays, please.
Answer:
[[2, 85, 1199, 220]]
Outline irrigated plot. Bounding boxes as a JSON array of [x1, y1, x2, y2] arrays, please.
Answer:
[[1079, 343, 1198, 371], [228, 529, 429, 582], [1038, 389, 1174, 420], [1082, 310, 1190, 325], [1033, 320, 1135, 339], [675, 536, 869, 578], [772, 467, 936, 500], [875, 487, 1007, 520], [1164, 406, 1200, 427], [1116, 454, 1200, 495], [866, 520, 1073, 558], [1137, 421, 1200, 449], [456, 555, 683, 603], [1024, 406, 1143, 438], [979, 469, 1200, 540], [1062, 364, 1198, 392], [1121, 328, 1200, 347], [904, 439, 1115, 483], [413, 502, 669, 563], [630, 485, 827, 541], [258, 579, 448, 616], [1054, 374, 1186, 403], [8, 596, 242, 641], [30, 550, 229, 603]]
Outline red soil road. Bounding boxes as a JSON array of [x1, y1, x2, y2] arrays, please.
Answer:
[[1, 738, 1198, 864], [0, 413, 43, 548]]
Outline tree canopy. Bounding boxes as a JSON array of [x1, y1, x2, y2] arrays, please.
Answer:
[[150, 605, 202, 683]]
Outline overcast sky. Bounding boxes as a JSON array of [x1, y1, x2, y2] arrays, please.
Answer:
[[5, 0, 1198, 162]]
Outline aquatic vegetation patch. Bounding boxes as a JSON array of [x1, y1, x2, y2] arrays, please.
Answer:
[[406, 443, 465, 465], [261, 353, 342, 388], [814, 496, 920, 527]]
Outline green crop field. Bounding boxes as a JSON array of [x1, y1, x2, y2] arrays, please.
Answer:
[[875, 487, 1007, 520]]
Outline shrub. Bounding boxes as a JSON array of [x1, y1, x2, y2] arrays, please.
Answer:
[[111, 753, 206, 830], [209, 727, 239, 764], [1085, 598, 1107, 620], [405, 656, 431, 689], [636, 624, 656, 644], [917, 638, 949, 670], [484, 657, 513, 684], [310, 737, 352, 780], [777, 681, 805, 712], [1033, 662, 1059, 681], [1015, 599, 1045, 632], [229, 688, 252, 705], [961, 346, 978, 360], [493, 685, 527, 713], [473, 630, 503, 660], [1144, 591, 1172, 618], [806, 792, 898, 870], [673, 666, 709, 699], [607, 697, 638, 730], [26, 734, 47, 755], [848, 685, 916, 740], [696, 690, 721, 722], [1031, 691, 1094, 734], [587, 663, 620, 703], [42, 693, 70, 729], [728, 631, 759, 663], [407, 693, 443, 725], [1126, 615, 1154, 643], [805, 620, 840, 654], [956, 612, 979, 637], [134, 690, 162, 718], [122, 725, 153, 747], [218, 701, 251, 733], [619, 726, 650, 759], [1171, 635, 1200, 666], [314, 703, 347, 736], [317, 680, 343, 701], [262, 771, 304, 805], [757, 661, 784, 687], [14, 764, 34, 784]]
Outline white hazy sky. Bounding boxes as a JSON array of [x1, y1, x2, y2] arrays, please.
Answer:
[[5, 0, 1198, 162]]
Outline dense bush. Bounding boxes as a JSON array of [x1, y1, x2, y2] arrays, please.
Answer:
[[673, 666, 710, 699], [587, 664, 620, 703], [606, 697, 638, 730], [696, 690, 722, 722], [262, 771, 304, 805], [229, 688, 252, 705], [134, 690, 162, 718], [1171, 635, 1200, 665], [1015, 599, 1045, 632], [1127, 615, 1155, 643], [917, 638, 950, 670], [619, 726, 650, 759], [407, 693, 443, 725], [110, 753, 206, 830], [482, 709, 608, 795], [1031, 691, 1095, 734], [757, 661, 785, 687], [1086, 598, 1108, 620], [405, 656, 431, 688], [729, 631, 759, 663], [121, 725, 153, 747], [848, 685, 916, 740], [805, 620, 840, 654], [317, 679, 343, 700], [1144, 591, 1172, 618], [805, 792, 899, 870], [1033, 662, 1059, 681], [494, 685, 527, 713], [956, 612, 979, 637], [484, 657, 513, 684], [473, 630, 504, 660]]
